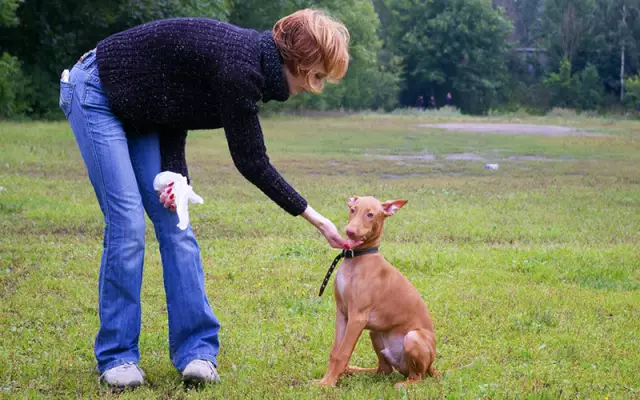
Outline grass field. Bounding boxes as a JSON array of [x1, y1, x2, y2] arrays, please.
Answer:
[[1, 113, 639, 399]]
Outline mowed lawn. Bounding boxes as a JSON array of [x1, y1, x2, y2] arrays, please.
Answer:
[[1, 113, 639, 399]]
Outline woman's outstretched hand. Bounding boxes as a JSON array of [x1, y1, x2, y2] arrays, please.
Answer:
[[302, 206, 347, 249]]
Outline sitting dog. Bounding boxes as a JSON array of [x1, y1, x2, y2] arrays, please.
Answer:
[[316, 196, 437, 388]]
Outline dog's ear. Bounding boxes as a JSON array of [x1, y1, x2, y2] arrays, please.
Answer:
[[382, 200, 407, 216], [348, 196, 358, 207]]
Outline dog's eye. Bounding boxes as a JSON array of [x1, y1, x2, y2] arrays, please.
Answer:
[[350, 208, 355, 214], [367, 212, 374, 218]]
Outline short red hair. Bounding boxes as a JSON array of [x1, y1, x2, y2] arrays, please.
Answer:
[[273, 9, 350, 93]]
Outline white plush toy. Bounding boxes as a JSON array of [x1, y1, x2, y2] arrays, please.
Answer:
[[153, 171, 204, 230]]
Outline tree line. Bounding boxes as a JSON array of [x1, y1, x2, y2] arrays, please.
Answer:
[[1, 0, 640, 118]]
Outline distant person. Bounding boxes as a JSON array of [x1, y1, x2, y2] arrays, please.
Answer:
[[59, 9, 350, 388], [416, 95, 425, 111], [428, 95, 436, 110], [445, 92, 453, 107]]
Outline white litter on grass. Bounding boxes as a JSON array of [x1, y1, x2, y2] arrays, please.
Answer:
[[484, 163, 500, 170]]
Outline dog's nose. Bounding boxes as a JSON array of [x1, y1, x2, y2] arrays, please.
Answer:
[[345, 227, 357, 238]]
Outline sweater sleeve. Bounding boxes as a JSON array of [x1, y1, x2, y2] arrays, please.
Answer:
[[220, 99, 308, 216], [158, 129, 190, 183]]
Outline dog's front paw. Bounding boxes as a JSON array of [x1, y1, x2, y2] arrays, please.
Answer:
[[344, 366, 377, 375], [313, 377, 337, 387]]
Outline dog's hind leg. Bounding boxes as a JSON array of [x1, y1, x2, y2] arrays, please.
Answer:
[[393, 329, 437, 389]]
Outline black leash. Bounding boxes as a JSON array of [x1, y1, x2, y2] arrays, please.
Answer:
[[318, 247, 379, 297]]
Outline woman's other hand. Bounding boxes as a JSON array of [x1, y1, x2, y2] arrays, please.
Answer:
[[158, 182, 177, 212]]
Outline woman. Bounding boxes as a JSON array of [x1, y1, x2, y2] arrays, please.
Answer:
[[59, 9, 350, 388]]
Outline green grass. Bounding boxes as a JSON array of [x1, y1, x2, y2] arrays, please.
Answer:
[[1, 114, 639, 399]]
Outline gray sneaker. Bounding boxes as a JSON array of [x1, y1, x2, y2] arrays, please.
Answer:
[[182, 360, 220, 384], [99, 362, 145, 388]]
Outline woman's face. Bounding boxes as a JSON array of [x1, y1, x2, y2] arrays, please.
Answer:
[[284, 67, 326, 96]]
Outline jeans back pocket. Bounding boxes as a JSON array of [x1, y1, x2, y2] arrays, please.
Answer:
[[59, 80, 74, 118]]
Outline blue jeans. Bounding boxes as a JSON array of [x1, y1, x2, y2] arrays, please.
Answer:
[[59, 50, 220, 374]]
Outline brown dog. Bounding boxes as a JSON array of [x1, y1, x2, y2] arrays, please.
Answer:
[[316, 196, 437, 388]]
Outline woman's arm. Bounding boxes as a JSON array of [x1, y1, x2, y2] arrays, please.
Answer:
[[158, 129, 190, 183], [221, 100, 308, 216], [155, 129, 188, 212], [221, 96, 346, 248]]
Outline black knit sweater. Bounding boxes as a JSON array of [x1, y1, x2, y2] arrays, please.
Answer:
[[95, 18, 308, 216]]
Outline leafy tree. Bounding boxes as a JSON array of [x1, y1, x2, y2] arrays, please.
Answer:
[[583, 0, 640, 99], [0, 0, 230, 117], [381, 0, 513, 114], [513, 0, 545, 47], [0, 52, 31, 117], [573, 64, 603, 110], [544, 57, 573, 107], [623, 73, 640, 108], [0, 0, 20, 26], [541, 0, 597, 66], [0, 0, 27, 118], [544, 58, 603, 110]]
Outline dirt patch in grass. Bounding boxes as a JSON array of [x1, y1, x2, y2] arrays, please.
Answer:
[[380, 173, 425, 179], [446, 153, 487, 161], [420, 123, 611, 137], [363, 152, 436, 162], [507, 155, 573, 162], [364, 152, 573, 163]]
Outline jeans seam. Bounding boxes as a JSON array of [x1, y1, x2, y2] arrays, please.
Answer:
[[128, 147, 180, 353], [81, 69, 112, 331]]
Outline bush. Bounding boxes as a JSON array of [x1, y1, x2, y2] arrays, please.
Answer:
[[0, 52, 31, 117], [623, 74, 640, 110], [573, 64, 603, 111], [499, 81, 551, 114], [544, 58, 604, 111], [546, 107, 578, 118], [544, 58, 573, 108]]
